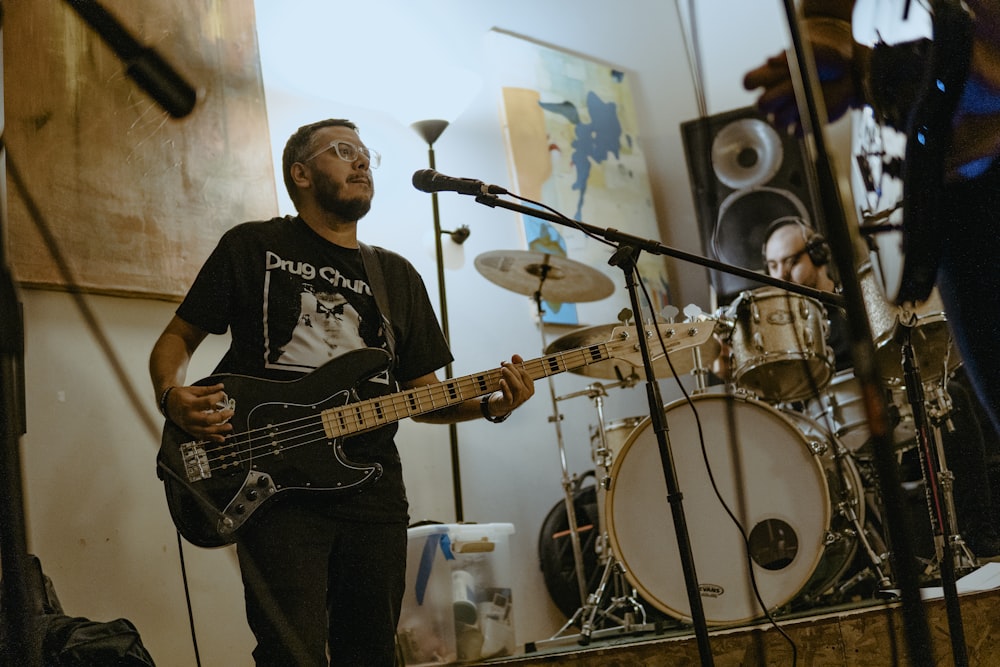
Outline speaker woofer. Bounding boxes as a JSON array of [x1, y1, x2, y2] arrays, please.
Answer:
[[711, 118, 783, 190], [713, 186, 810, 270]]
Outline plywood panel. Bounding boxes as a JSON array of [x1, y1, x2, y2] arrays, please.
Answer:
[[479, 589, 1000, 666], [4, 0, 277, 300]]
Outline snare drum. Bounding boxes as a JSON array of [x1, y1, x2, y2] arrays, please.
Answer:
[[729, 287, 834, 402], [590, 416, 643, 462], [605, 393, 862, 624], [859, 261, 960, 384]]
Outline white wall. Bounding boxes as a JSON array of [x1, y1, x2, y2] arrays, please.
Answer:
[[13, 1, 856, 664]]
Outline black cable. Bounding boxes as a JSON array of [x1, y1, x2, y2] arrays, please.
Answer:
[[175, 531, 203, 667]]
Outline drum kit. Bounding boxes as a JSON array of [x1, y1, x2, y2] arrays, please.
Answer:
[[474, 248, 973, 641]]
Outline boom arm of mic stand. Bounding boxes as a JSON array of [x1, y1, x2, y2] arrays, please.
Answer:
[[472, 193, 844, 310]]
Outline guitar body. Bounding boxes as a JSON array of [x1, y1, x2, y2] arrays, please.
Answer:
[[157, 348, 390, 548], [853, 0, 973, 304]]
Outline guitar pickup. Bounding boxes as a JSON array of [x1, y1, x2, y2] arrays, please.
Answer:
[[180, 441, 211, 482]]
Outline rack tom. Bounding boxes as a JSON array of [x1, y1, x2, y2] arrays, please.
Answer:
[[729, 287, 834, 402]]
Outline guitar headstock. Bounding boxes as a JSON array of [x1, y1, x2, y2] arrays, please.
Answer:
[[608, 320, 719, 374]]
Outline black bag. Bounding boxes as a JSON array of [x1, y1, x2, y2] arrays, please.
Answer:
[[537, 472, 601, 618], [1, 555, 156, 666]]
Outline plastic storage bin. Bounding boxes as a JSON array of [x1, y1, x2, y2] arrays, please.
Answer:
[[397, 523, 516, 665]]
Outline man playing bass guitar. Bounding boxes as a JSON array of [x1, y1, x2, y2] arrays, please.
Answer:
[[149, 118, 535, 666]]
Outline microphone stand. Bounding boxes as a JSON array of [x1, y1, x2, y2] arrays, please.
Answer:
[[472, 194, 734, 663], [0, 4, 195, 663], [779, 1, 932, 664], [0, 3, 44, 661]]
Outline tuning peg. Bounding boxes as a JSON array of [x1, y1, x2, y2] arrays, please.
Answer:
[[683, 304, 705, 321]]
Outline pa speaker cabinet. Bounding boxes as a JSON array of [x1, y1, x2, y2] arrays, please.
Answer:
[[681, 106, 817, 304]]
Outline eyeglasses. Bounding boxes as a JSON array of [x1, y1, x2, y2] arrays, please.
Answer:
[[765, 248, 808, 275], [302, 140, 381, 168]]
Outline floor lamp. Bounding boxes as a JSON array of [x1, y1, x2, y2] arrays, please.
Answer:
[[411, 118, 470, 522]]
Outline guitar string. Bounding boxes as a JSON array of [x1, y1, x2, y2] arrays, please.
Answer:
[[192, 346, 610, 472], [185, 330, 706, 477]]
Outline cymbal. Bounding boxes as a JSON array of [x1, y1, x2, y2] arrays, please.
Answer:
[[545, 323, 637, 379], [474, 250, 615, 303], [544, 321, 721, 379]]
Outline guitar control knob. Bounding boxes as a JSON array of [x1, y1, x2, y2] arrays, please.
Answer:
[[234, 504, 246, 515], [244, 489, 258, 501], [257, 475, 270, 488]]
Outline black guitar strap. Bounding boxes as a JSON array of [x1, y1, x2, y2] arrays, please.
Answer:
[[358, 242, 397, 366]]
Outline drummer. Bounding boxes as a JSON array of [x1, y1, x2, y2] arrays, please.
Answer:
[[762, 219, 849, 371], [709, 217, 849, 381], [758, 216, 1000, 560]]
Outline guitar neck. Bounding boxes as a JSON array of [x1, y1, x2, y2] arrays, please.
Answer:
[[321, 340, 616, 439]]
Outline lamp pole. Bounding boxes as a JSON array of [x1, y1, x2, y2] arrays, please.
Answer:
[[411, 118, 465, 522]]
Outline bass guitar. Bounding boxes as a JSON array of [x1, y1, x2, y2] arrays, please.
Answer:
[[158, 321, 715, 548]]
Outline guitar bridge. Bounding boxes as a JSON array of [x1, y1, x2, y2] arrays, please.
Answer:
[[181, 441, 211, 482]]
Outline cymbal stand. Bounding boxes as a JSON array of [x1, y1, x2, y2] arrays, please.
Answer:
[[539, 379, 660, 648], [579, 381, 653, 643], [898, 325, 970, 667], [531, 284, 589, 614]]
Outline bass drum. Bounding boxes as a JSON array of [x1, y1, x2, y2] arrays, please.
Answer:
[[605, 393, 863, 625]]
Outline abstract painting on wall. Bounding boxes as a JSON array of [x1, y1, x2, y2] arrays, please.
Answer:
[[488, 29, 670, 325]]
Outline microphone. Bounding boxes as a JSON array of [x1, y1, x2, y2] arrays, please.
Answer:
[[412, 169, 508, 196], [66, 0, 198, 118]]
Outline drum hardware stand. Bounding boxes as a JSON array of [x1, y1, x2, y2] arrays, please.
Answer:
[[798, 380, 893, 600], [831, 441, 894, 593], [898, 325, 970, 667], [918, 383, 977, 576], [687, 319, 712, 394], [537, 377, 662, 648]]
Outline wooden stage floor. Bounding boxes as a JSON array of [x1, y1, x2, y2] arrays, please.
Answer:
[[471, 583, 1000, 666]]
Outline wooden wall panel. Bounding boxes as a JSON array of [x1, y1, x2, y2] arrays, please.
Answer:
[[4, 0, 277, 300]]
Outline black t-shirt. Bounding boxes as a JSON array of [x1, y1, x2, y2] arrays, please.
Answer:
[[176, 215, 452, 522]]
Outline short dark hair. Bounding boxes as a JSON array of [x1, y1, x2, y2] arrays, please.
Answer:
[[281, 119, 359, 206]]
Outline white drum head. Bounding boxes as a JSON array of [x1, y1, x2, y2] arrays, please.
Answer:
[[606, 393, 831, 625]]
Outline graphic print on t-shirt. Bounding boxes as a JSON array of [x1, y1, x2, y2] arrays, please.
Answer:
[[275, 283, 367, 367], [262, 249, 387, 383]]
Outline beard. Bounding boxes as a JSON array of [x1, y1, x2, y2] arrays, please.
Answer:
[[313, 173, 373, 221]]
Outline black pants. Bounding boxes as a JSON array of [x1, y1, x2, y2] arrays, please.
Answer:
[[236, 503, 407, 666], [938, 158, 1000, 438]]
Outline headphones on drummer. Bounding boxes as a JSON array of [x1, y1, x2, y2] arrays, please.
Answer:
[[761, 216, 830, 268]]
